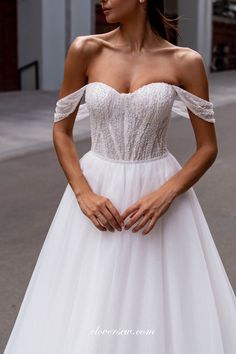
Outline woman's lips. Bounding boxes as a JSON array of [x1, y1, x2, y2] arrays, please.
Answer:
[[103, 8, 112, 14]]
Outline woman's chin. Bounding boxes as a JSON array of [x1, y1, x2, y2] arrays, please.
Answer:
[[104, 15, 119, 24]]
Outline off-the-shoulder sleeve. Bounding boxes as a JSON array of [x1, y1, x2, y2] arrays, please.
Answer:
[[54, 84, 87, 122], [171, 85, 215, 123]]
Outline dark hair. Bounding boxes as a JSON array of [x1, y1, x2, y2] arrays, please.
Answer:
[[146, 0, 182, 42]]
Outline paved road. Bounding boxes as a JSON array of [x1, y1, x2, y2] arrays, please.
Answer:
[[0, 86, 236, 352]]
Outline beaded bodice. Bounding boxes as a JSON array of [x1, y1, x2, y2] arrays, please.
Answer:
[[54, 81, 215, 161]]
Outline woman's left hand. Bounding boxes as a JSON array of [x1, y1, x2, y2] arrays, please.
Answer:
[[121, 182, 177, 235]]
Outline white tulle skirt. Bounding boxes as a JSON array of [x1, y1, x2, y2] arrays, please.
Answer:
[[3, 149, 236, 354]]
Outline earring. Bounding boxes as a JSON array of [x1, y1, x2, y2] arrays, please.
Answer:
[[139, 0, 147, 9]]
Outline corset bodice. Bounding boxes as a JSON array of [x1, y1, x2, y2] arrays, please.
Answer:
[[54, 81, 215, 162]]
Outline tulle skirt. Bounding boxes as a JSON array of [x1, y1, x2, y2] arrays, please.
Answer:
[[3, 149, 236, 354]]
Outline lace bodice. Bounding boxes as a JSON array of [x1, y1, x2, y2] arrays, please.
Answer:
[[54, 82, 215, 161]]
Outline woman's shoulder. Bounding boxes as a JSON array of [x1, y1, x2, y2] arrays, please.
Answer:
[[70, 32, 116, 56], [158, 42, 204, 70], [170, 44, 203, 63], [64, 34, 107, 79], [58, 34, 107, 95], [169, 45, 206, 85]]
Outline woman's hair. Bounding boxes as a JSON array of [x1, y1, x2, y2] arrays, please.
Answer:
[[146, 0, 181, 42], [112, 0, 182, 43]]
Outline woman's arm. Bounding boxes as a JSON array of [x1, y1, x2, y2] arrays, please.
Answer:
[[164, 50, 218, 197], [53, 37, 123, 232], [53, 38, 89, 197], [121, 50, 218, 235]]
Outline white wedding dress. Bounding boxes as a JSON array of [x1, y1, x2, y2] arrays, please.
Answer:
[[3, 81, 236, 354]]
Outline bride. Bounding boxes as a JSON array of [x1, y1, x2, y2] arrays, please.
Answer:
[[54, 1, 217, 236], [3, 0, 236, 353]]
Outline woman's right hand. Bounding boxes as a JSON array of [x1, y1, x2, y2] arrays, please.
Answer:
[[76, 191, 124, 232]]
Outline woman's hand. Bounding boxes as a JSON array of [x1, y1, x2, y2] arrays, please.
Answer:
[[121, 182, 177, 235], [77, 191, 124, 232]]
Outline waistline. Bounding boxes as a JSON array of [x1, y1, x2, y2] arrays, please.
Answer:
[[88, 149, 170, 164]]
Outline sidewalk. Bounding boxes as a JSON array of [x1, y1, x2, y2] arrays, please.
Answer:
[[0, 70, 236, 161]]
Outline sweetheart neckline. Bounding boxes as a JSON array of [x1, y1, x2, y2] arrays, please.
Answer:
[[56, 81, 214, 109], [85, 82, 214, 107], [86, 81, 175, 96]]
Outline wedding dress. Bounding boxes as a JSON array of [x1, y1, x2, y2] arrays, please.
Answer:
[[3, 81, 236, 354]]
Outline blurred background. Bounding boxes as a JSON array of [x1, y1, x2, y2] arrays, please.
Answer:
[[0, 0, 236, 352]]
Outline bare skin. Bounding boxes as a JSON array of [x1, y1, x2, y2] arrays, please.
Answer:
[[53, 0, 218, 235]]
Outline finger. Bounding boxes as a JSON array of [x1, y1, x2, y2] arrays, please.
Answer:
[[90, 215, 107, 231], [124, 209, 147, 230], [105, 201, 123, 230], [131, 213, 153, 233], [142, 216, 158, 235], [121, 203, 140, 221], [95, 210, 115, 232], [123, 209, 140, 230], [100, 206, 121, 232]]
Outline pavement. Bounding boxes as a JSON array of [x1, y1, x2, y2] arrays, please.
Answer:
[[0, 70, 236, 352]]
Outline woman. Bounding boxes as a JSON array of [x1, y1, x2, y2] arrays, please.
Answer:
[[3, 0, 236, 353]]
